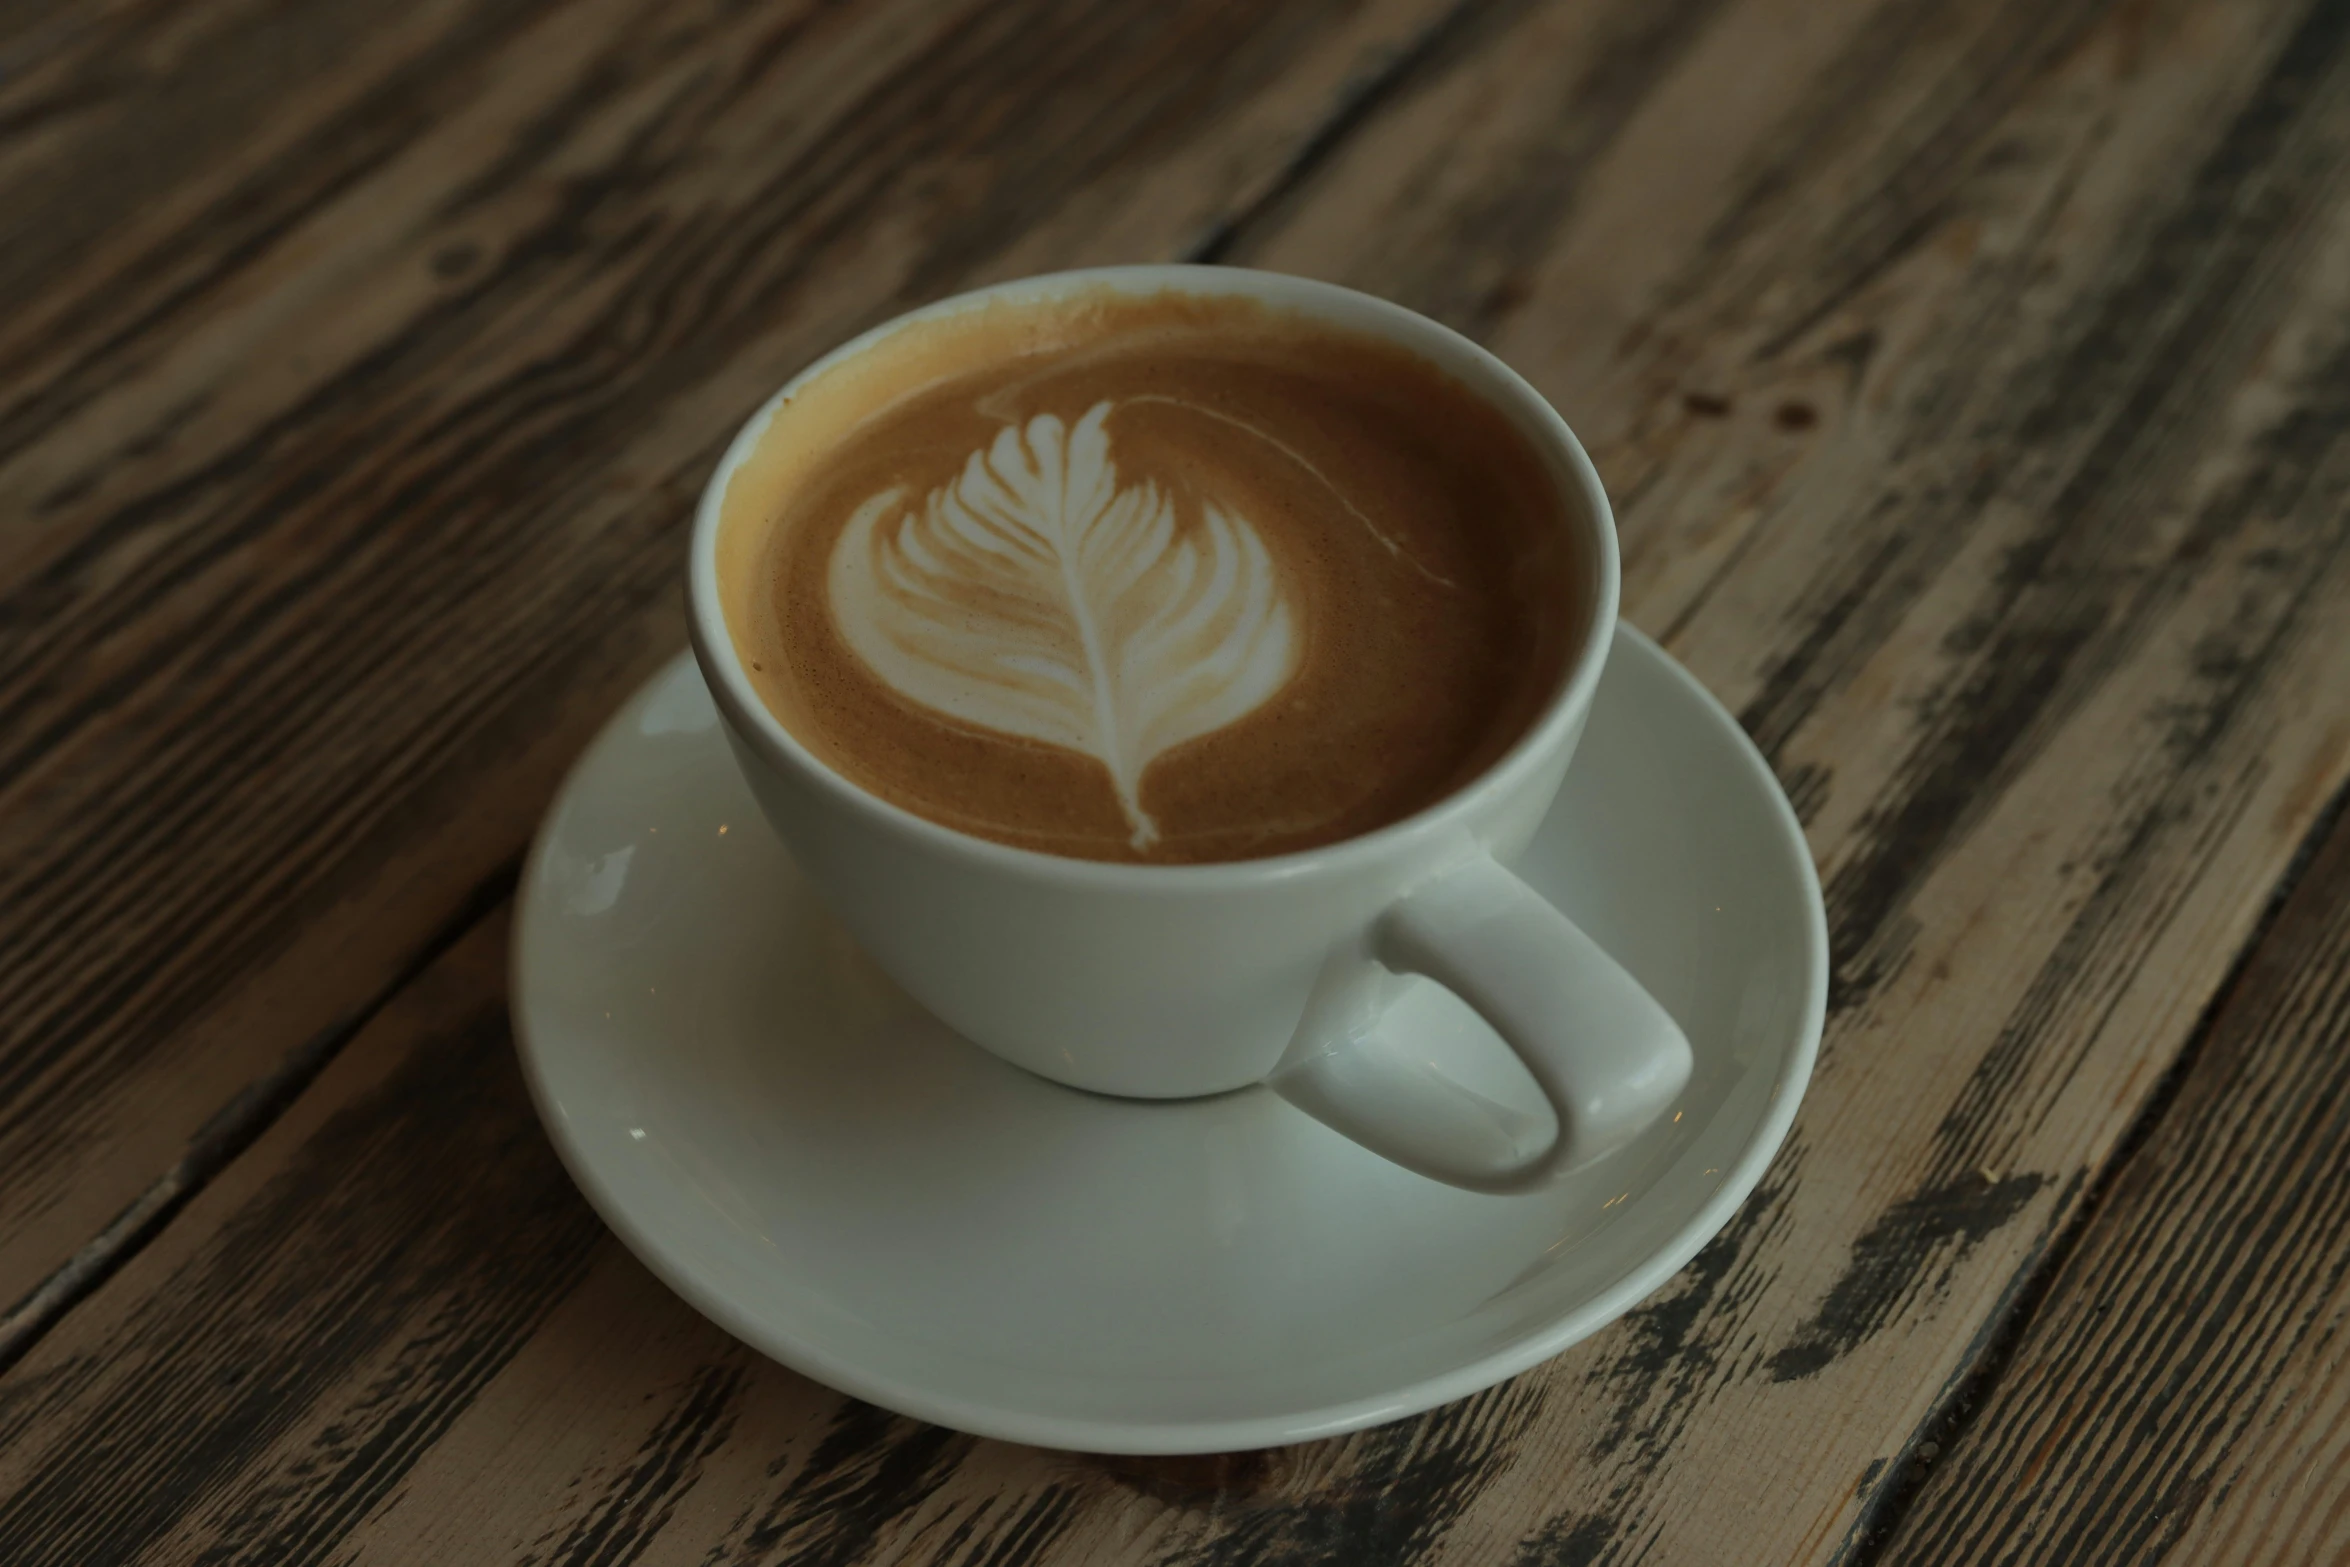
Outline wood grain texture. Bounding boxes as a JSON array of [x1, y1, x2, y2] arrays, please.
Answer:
[[0, 0, 1478, 1309], [6, 0, 2350, 1561], [1874, 799, 2350, 1565]]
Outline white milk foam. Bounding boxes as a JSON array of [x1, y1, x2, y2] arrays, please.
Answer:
[[829, 400, 1295, 848]]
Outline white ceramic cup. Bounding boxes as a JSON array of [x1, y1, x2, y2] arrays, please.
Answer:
[[687, 265, 1691, 1192]]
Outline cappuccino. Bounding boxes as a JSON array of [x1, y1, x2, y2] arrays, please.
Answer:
[[717, 289, 1584, 863]]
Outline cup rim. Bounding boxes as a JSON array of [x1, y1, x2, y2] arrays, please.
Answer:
[[687, 264, 1622, 891]]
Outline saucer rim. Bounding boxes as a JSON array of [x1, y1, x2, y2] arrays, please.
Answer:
[[511, 625, 1828, 1454]]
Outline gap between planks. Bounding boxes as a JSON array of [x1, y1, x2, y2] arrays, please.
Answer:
[[0, 862, 519, 1378]]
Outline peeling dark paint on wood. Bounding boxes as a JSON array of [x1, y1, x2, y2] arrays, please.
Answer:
[[529, 1360, 749, 1567], [1589, 1148, 1801, 1463], [722, 1402, 970, 1567], [1153, 1380, 1550, 1566], [1512, 1511, 1619, 1567], [1770, 1173, 2048, 1382]]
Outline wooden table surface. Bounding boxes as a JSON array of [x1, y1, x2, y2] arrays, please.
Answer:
[[6, 0, 2350, 1560]]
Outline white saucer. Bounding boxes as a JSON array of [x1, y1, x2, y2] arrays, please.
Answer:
[[512, 629, 1825, 1454]]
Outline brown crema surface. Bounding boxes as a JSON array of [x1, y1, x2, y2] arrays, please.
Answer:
[[720, 289, 1585, 863]]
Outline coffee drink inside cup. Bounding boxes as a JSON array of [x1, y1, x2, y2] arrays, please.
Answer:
[[714, 288, 1587, 864]]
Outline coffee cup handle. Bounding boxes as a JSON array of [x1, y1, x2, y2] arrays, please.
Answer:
[[1269, 854, 1692, 1193]]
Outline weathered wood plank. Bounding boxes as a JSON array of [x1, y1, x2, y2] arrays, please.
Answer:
[[1871, 798, 2350, 1565], [0, 0, 1478, 1311], [7, 0, 2350, 1562]]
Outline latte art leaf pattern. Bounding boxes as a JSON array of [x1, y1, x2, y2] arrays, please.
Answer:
[[829, 401, 1297, 848]]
